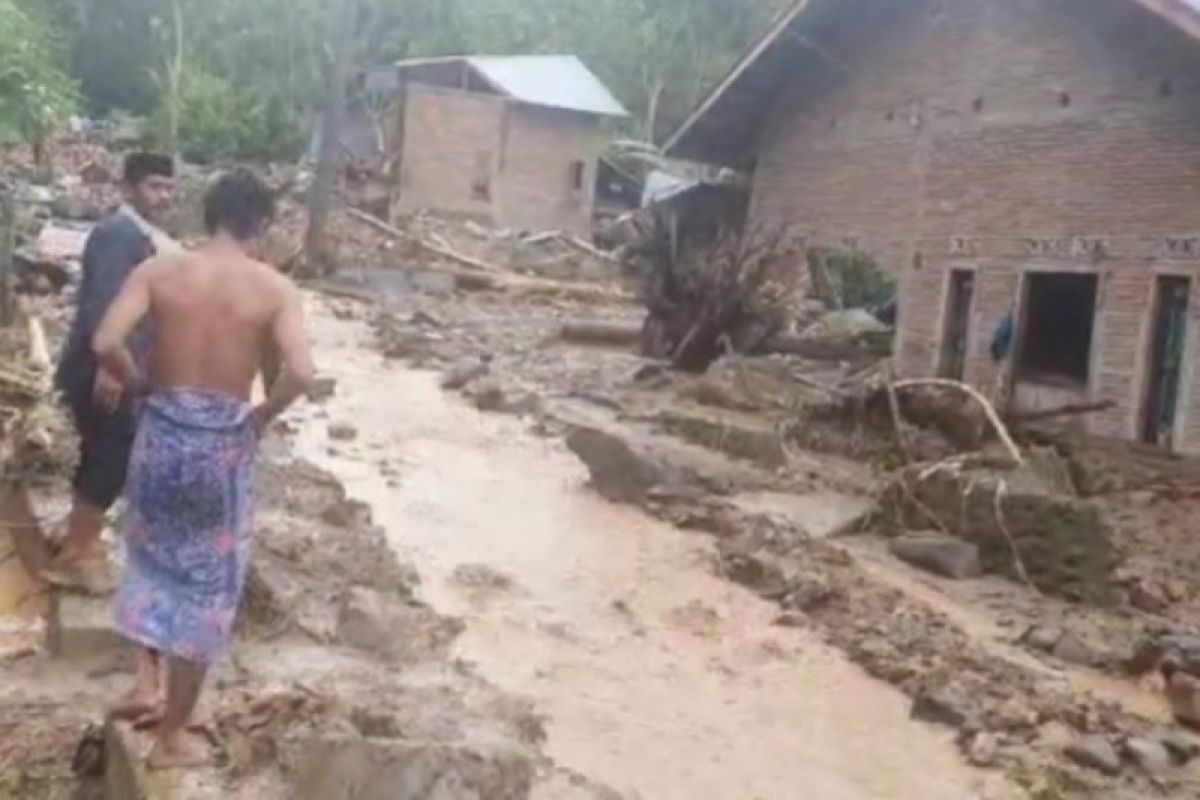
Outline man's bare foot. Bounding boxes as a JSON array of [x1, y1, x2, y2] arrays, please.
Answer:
[[108, 690, 159, 723], [146, 730, 211, 770]]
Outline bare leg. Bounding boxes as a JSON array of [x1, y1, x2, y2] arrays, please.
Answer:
[[109, 648, 162, 722], [61, 494, 105, 560], [147, 656, 211, 769]]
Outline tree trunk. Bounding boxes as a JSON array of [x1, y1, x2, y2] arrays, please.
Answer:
[[644, 77, 665, 145], [164, 0, 185, 162], [0, 193, 14, 326], [304, 0, 359, 276]]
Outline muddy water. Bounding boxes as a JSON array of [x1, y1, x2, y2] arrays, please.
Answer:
[[292, 301, 1022, 800]]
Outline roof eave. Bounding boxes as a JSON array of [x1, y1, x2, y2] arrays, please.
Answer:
[[663, 0, 812, 156]]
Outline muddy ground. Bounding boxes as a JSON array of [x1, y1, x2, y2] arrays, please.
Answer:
[[0, 446, 560, 799], [341, 263, 1200, 799]]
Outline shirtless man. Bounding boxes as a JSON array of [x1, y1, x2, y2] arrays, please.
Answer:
[[92, 168, 315, 767]]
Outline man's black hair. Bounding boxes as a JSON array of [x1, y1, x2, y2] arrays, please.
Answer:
[[122, 152, 174, 186], [203, 168, 276, 241]]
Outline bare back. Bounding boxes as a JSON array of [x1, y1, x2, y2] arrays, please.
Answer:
[[146, 249, 288, 400]]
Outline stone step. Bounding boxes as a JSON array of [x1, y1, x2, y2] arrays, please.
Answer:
[[105, 720, 233, 800], [45, 591, 126, 662]]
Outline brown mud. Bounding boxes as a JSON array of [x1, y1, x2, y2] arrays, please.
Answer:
[[290, 296, 1023, 799]]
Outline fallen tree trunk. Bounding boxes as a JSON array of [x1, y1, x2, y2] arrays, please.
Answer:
[[346, 208, 631, 304], [347, 208, 504, 274], [559, 320, 642, 347], [1009, 400, 1114, 423]]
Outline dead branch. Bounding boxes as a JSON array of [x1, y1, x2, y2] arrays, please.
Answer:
[[346, 208, 504, 274], [892, 378, 1024, 465], [994, 480, 1038, 593], [25, 316, 49, 371], [562, 234, 619, 263], [559, 320, 642, 347], [1009, 400, 1114, 423]]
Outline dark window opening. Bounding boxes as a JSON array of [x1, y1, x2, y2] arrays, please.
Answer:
[[1160, 79, 1174, 98], [1016, 272, 1098, 385], [972, 97, 984, 113], [569, 160, 586, 192], [1059, 92, 1071, 107], [885, 110, 895, 121], [830, 115, 839, 129], [471, 151, 491, 201]]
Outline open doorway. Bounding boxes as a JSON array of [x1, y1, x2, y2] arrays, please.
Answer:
[[939, 269, 974, 380], [1015, 272, 1098, 386], [1141, 275, 1191, 447]]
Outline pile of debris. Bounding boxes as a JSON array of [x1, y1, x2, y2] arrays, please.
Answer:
[[0, 319, 75, 485]]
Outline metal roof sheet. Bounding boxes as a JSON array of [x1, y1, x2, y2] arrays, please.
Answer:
[[465, 55, 628, 117], [392, 55, 628, 117]]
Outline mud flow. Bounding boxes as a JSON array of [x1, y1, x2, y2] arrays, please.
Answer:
[[290, 304, 1021, 800]]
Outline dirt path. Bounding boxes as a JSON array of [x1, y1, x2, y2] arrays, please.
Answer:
[[290, 299, 1023, 800]]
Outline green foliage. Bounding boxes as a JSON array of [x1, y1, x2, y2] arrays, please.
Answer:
[[153, 70, 306, 164], [0, 0, 77, 154], [46, 0, 787, 157], [824, 248, 896, 309]]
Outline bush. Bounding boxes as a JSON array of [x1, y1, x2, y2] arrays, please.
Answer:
[[822, 248, 895, 309], [154, 69, 306, 164], [0, 0, 77, 163]]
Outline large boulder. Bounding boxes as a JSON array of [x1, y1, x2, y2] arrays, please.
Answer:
[[884, 456, 1114, 602], [566, 424, 773, 505], [890, 533, 982, 580]]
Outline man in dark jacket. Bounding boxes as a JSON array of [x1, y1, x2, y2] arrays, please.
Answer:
[[46, 153, 177, 594]]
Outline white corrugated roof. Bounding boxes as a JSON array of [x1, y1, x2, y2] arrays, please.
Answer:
[[468, 55, 628, 117], [394, 55, 628, 117]]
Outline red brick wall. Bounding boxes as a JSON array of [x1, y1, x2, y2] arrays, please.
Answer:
[[750, 0, 1200, 451], [497, 105, 601, 235], [396, 85, 601, 235], [396, 85, 506, 221]]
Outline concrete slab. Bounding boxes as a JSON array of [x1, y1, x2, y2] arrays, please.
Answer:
[[46, 591, 125, 661], [105, 720, 231, 800]]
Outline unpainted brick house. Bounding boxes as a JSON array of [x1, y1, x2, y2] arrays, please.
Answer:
[[363, 55, 627, 235], [667, 0, 1200, 452]]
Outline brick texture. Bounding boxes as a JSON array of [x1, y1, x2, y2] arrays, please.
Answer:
[[396, 85, 600, 235], [749, 0, 1200, 451]]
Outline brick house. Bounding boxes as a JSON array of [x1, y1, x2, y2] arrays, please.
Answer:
[[362, 55, 627, 235], [666, 0, 1200, 452]]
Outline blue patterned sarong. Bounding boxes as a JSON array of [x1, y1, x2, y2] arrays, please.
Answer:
[[114, 389, 257, 664]]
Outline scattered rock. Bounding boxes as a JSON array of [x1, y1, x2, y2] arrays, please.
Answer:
[[328, 422, 359, 442], [441, 357, 490, 391], [465, 378, 507, 412], [1166, 668, 1200, 728], [451, 564, 516, 592], [911, 686, 978, 729], [1052, 632, 1099, 668], [965, 731, 999, 767], [320, 498, 371, 529], [1153, 727, 1200, 765], [890, 533, 982, 580], [1128, 578, 1170, 614], [1065, 735, 1122, 776], [307, 376, 338, 402], [1020, 624, 1064, 653], [781, 571, 838, 612], [1129, 633, 1200, 676], [1122, 736, 1172, 775], [336, 587, 463, 661]]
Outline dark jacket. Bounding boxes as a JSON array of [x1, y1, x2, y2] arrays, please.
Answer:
[[55, 212, 155, 401]]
